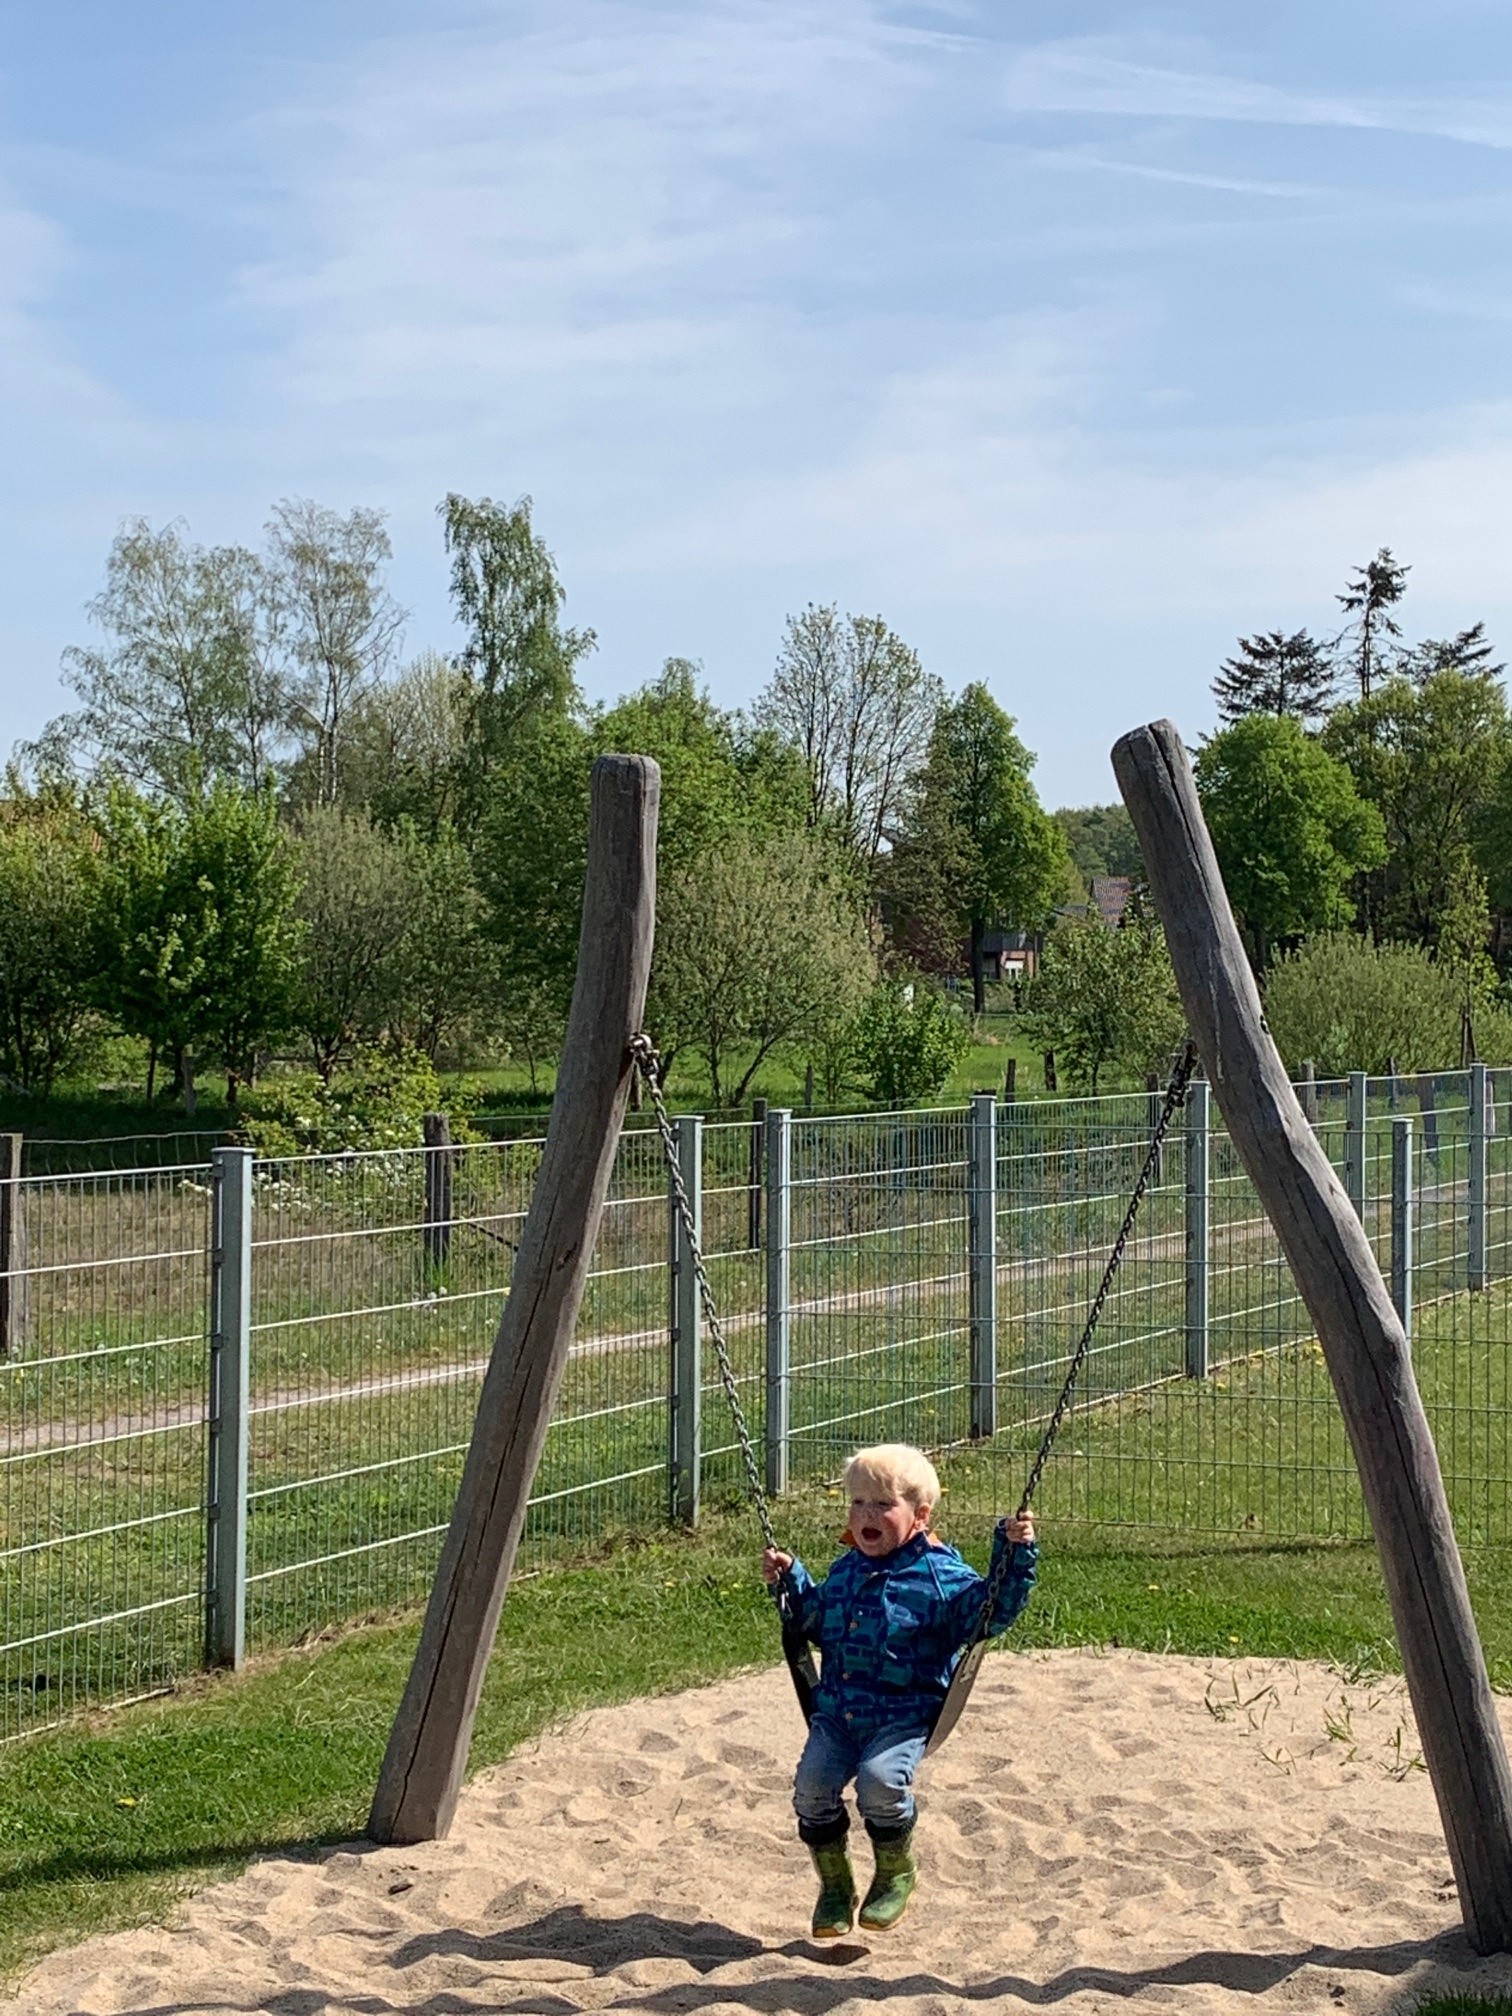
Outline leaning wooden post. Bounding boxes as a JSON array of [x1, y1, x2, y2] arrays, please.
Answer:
[[368, 754, 659, 1845], [1114, 718, 1512, 1956]]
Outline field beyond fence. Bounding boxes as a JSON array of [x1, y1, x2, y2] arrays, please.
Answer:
[[3, 1067, 1510, 1742]]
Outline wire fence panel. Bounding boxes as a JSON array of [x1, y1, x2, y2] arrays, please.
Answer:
[[787, 1109, 973, 1478], [243, 1142, 526, 1647], [0, 1164, 212, 1739], [14, 1068, 1512, 1739]]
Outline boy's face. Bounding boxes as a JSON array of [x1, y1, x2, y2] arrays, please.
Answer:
[[850, 1492, 929, 1558]]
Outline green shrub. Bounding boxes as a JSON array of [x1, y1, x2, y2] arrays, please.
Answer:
[[239, 1047, 466, 1156], [1022, 902, 1185, 1093], [850, 982, 969, 1106], [1263, 932, 1512, 1075]]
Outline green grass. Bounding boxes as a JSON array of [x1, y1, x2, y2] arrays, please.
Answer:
[[8, 1500, 1512, 1987], [1416, 1999, 1512, 2015]]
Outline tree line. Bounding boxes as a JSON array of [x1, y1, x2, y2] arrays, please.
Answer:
[[4, 494, 1083, 1118]]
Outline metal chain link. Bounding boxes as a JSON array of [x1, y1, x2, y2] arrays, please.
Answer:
[[629, 1034, 780, 1555]]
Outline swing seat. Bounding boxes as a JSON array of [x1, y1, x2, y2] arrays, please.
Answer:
[[927, 1638, 989, 1755]]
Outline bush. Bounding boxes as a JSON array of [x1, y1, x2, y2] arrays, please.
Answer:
[[1263, 932, 1512, 1075], [239, 1047, 466, 1156], [850, 982, 969, 1106], [1022, 904, 1184, 1093]]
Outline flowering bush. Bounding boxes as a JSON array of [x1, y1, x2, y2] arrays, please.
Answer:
[[239, 1047, 468, 1155]]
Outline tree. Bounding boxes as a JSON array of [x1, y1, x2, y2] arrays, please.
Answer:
[[598, 659, 807, 879], [1326, 669, 1511, 948], [183, 785, 302, 1101], [336, 651, 473, 835], [1022, 901, 1184, 1093], [756, 606, 942, 868], [890, 684, 1070, 1012], [290, 807, 415, 1079], [1336, 547, 1409, 701], [95, 781, 300, 1105], [472, 713, 594, 1027], [849, 982, 969, 1106], [1194, 714, 1385, 969], [1053, 803, 1143, 884], [1212, 628, 1337, 726], [1262, 932, 1512, 1075], [0, 794, 104, 1093], [387, 824, 498, 1062], [33, 520, 289, 800], [1398, 622, 1504, 686], [439, 492, 594, 797], [270, 499, 405, 808], [652, 832, 874, 1106]]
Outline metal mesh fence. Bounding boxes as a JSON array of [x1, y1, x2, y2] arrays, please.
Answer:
[[10, 1069, 1512, 1739], [0, 1163, 211, 1740]]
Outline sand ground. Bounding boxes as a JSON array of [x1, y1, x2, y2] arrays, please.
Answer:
[[19, 1648, 1512, 2016]]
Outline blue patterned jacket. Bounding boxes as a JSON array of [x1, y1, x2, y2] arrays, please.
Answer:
[[773, 1527, 1038, 1738]]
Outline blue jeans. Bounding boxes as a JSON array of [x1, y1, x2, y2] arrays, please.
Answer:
[[793, 1714, 929, 1845]]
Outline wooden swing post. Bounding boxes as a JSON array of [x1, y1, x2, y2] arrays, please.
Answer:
[[1114, 718, 1512, 1955], [369, 754, 659, 1846]]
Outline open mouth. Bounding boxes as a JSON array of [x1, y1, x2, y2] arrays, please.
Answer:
[[860, 1526, 883, 1543]]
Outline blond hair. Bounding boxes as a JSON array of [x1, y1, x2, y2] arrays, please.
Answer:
[[842, 1444, 941, 1513]]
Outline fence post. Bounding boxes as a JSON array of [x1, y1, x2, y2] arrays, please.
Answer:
[[1300, 1059, 1317, 1125], [207, 1145, 253, 1669], [765, 1108, 791, 1496], [748, 1098, 767, 1250], [1185, 1076, 1210, 1379], [0, 1132, 25, 1360], [1346, 1070, 1368, 1222], [669, 1114, 702, 1526], [968, 1093, 998, 1438], [1392, 1115, 1414, 1342], [1470, 1062, 1489, 1292], [422, 1112, 453, 1274]]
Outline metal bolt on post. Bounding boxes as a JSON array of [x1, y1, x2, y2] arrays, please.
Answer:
[[207, 1146, 253, 1669], [669, 1115, 703, 1527], [968, 1094, 998, 1437], [1185, 1076, 1211, 1379], [765, 1108, 792, 1497]]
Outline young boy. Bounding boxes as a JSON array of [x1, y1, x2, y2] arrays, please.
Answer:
[[762, 1443, 1036, 1938]]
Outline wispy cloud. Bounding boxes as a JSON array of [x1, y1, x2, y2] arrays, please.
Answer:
[[1002, 39, 1512, 151]]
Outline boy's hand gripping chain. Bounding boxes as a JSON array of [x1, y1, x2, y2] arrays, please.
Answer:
[[629, 1035, 818, 1723]]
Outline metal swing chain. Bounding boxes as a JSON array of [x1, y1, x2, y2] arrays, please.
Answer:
[[628, 1033, 780, 1557], [962, 1039, 1199, 1645]]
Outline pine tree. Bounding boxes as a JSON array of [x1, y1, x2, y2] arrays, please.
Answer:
[[1336, 547, 1410, 700], [1398, 622, 1504, 685], [1212, 629, 1337, 726]]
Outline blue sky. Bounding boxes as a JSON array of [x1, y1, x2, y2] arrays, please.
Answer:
[[3, 2, 1511, 804]]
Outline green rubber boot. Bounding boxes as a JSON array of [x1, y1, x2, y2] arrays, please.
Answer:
[[808, 1839, 857, 1939], [859, 1828, 917, 1932]]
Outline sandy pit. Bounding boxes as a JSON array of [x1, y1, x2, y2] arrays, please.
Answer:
[[20, 1648, 1512, 2016]]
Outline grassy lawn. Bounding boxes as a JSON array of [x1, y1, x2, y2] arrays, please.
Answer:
[[6, 1497, 1512, 1987]]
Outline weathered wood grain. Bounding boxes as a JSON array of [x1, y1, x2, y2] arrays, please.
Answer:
[[1114, 717, 1512, 1955], [369, 754, 659, 1845]]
